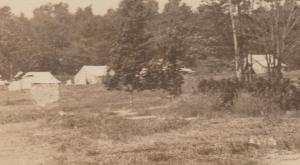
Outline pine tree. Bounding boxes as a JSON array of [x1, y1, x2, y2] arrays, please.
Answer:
[[0, 7, 36, 80], [145, 0, 190, 95], [108, 0, 154, 91]]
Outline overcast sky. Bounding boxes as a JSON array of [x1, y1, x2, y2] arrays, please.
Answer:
[[0, 0, 201, 17]]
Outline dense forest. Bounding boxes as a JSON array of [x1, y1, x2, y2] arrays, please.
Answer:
[[0, 0, 299, 81]]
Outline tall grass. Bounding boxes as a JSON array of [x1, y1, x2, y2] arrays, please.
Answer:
[[232, 93, 282, 116], [47, 86, 189, 141], [166, 94, 223, 118], [42, 85, 300, 165]]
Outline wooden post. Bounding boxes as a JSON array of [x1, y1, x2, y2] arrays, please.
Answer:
[[5, 84, 10, 105], [245, 54, 249, 81], [250, 54, 253, 81], [130, 92, 133, 109]]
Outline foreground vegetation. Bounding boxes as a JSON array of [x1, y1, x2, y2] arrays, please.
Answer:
[[0, 85, 300, 164]]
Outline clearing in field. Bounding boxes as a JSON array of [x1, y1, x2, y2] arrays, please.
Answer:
[[0, 85, 300, 165]]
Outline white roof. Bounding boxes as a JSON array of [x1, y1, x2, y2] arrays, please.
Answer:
[[249, 54, 287, 67], [80, 65, 108, 77], [22, 72, 61, 84], [180, 68, 195, 73], [14, 71, 23, 78]]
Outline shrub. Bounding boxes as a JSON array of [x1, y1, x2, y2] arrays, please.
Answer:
[[51, 111, 189, 141], [232, 94, 282, 116], [166, 94, 223, 118], [198, 77, 300, 112]]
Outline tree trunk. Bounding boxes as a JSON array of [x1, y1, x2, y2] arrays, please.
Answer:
[[9, 62, 13, 81], [274, 0, 283, 81], [130, 91, 133, 106], [266, 54, 272, 82], [6, 85, 10, 105], [7, 62, 13, 105], [229, 0, 242, 80]]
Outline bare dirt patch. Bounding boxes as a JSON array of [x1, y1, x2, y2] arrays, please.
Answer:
[[1, 86, 300, 165], [264, 152, 300, 165], [0, 120, 56, 165]]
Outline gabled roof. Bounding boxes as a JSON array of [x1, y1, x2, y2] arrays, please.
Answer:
[[80, 65, 108, 77], [180, 68, 195, 73], [15, 71, 24, 79], [23, 72, 60, 84], [248, 54, 287, 67]]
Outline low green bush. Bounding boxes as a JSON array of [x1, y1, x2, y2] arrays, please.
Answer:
[[198, 77, 300, 111]]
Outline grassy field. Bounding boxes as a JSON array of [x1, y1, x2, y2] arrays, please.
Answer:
[[0, 85, 300, 164]]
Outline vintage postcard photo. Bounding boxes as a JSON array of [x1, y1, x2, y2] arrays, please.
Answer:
[[0, 0, 299, 164]]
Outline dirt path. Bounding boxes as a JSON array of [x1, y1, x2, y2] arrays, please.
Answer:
[[266, 158, 300, 165], [264, 152, 300, 165], [276, 160, 300, 165], [0, 120, 54, 165], [269, 157, 300, 165]]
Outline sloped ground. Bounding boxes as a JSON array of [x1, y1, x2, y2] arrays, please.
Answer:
[[0, 120, 55, 165], [0, 92, 56, 165], [264, 152, 300, 165], [42, 85, 300, 165], [0, 85, 300, 164], [0, 103, 56, 165]]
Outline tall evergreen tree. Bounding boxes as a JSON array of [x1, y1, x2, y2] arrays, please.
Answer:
[[73, 7, 112, 67], [107, 0, 154, 91], [0, 7, 37, 79], [145, 0, 191, 95], [31, 3, 73, 73]]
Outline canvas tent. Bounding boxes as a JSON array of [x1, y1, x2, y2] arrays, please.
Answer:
[[0, 75, 8, 90], [8, 72, 61, 106], [180, 68, 196, 94], [0, 80, 8, 90], [180, 68, 195, 74], [245, 54, 287, 75], [8, 81, 22, 91], [74, 65, 109, 85], [20, 72, 61, 89], [9, 72, 60, 91], [0, 80, 8, 86]]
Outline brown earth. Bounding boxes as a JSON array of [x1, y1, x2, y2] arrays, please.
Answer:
[[0, 85, 299, 165], [0, 120, 54, 165]]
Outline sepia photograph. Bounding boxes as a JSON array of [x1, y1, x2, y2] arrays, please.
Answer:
[[0, 0, 299, 164]]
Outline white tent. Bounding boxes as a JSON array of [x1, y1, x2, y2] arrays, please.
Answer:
[[180, 68, 195, 74], [245, 54, 287, 74], [8, 81, 22, 91], [8, 72, 61, 91], [74, 65, 109, 85], [9, 72, 61, 106], [0, 80, 8, 86], [21, 72, 61, 89], [66, 80, 72, 85]]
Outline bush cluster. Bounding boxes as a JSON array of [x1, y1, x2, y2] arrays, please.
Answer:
[[198, 77, 300, 110]]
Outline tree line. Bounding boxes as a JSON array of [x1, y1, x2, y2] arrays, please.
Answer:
[[228, 0, 300, 81], [0, 0, 299, 94], [0, 0, 235, 78]]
